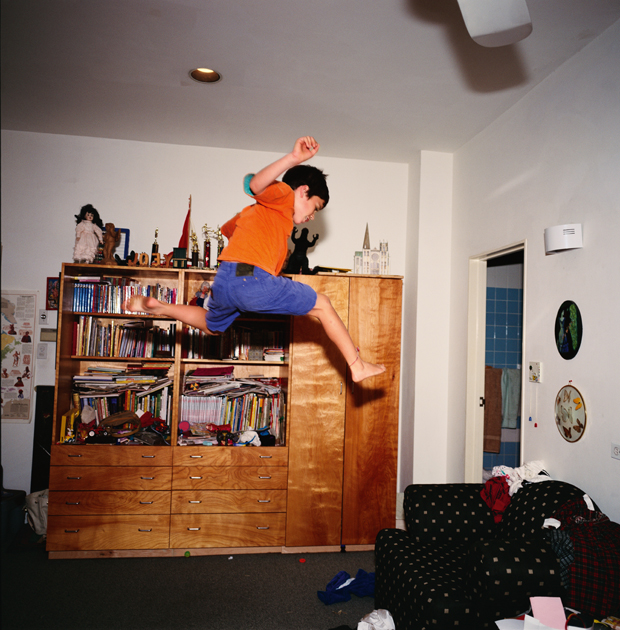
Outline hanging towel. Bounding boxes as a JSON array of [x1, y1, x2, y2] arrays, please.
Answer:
[[501, 368, 521, 428], [484, 366, 503, 453]]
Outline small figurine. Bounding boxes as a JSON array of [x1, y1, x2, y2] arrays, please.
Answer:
[[202, 223, 214, 268], [189, 281, 211, 309], [283, 227, 319, 274], [73, 204, 104, 263], [151, 228, 159, 266], [215, 226, 225, 267], [102, 223, 120, 265], [190, 230, 199, 267]]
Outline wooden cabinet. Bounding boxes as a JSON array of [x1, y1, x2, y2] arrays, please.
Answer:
[[286, 275, 402, 548], [48, 263, 401, 557], [47, 446, 172, 551]]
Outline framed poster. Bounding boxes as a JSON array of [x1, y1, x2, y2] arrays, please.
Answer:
[[1, 290, 37, 422], [46, 276, 60, 310], [554, 300, 582, 360]]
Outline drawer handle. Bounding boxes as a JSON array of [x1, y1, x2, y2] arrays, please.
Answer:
[[189, 500, 202, 504], [68, 454, 82, 458], [259, 455, 272, 459], [189, 476, 203, 480], [142, 455, 155, 458], [141, 476, 155, 480], [67, 476, 82, 480], [190, 455, 203, 459], [139, 501, 154, 505], [65, 501, 80, 505], [257, 499, 271, 503], [65, 529, 80, 533], [138, 528, 153, 532], [259, 476, 271, 479], [188, 527, 201, 531], [256, 526, 270, 530]]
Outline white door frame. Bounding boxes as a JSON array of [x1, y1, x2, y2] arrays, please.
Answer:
[[464, 240, 527, 483]]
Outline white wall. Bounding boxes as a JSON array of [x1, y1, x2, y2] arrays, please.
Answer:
[[450, 21, 620, 521], [0, 131, 409, 491], [411, 151, 453, 484]]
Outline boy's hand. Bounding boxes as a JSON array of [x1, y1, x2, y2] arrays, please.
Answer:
[[292, 136, 320, 163]]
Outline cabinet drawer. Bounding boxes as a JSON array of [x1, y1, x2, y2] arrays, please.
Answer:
[[49, 491, 171, 515], [173, 446, 288, 467], [51, 445, 172, 467], [172, 466, 287, 490], [171, 490, 286, 514], [50, 466, 172, 491], [170, 513, 285, 548], [47, 515, 170, 550]]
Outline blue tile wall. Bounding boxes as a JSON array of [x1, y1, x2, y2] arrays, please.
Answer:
[[485, 286, 523, 369], [484, 286, 523, 469]]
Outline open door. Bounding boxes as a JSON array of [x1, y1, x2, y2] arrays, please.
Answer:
[[465, 241, 526, 482]]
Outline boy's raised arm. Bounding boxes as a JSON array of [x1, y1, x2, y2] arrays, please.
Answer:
[[248, 136, 320, 195]]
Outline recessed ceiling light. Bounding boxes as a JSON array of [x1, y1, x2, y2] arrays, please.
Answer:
[[189, 68, 222, 83]]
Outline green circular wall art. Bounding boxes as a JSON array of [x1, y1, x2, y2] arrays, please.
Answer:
[[554, 301, 582, 360]]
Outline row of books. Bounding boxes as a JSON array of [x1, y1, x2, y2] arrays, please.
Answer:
[[180, 371, 285, 441], [180, 392, 281, 435], [182, 325, 287, 361], [70, 277, 177, 314], [72, 316, 176, 358]]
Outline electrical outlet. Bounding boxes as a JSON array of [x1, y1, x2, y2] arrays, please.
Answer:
[[612, 443, 620, 461], [37, 343, 47, 360], [528, 361, 542, 383]]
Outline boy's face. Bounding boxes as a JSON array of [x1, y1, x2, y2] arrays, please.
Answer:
[[293, 186, 325, 225]]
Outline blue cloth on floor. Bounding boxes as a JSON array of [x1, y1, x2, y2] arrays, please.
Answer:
[[317, 569, 375, 605], [349, 569, 375, 598]]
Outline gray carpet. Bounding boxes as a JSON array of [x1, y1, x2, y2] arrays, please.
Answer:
[[1, 532, 376, 630]]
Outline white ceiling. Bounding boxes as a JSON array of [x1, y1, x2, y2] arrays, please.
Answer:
[[2, 0, 619, 163]]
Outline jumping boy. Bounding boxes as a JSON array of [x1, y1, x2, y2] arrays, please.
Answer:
[[123, 136, 385, 383]]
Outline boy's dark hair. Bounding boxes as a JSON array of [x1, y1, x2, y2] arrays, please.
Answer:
[[283, 165, 329, 206]]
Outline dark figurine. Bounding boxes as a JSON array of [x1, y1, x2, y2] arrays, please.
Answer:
[[283, 227, 319, 274], [102, 223, 120, 265]]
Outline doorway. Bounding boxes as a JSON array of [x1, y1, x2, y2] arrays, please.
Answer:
[[464, 242, 526, 483], [483, 251, 524, 476]]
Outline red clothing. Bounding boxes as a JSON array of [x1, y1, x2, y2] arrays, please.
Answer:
[[219, 180, 294, 276], [480, 476, 511, 523]]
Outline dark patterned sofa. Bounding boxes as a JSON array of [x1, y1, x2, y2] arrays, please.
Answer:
[[375, 480, 620, 629]]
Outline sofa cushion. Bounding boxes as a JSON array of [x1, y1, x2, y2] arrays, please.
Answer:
[[405, 483, 496, 545], [498, 480, 585, 540], [467, 538, 563, 603]]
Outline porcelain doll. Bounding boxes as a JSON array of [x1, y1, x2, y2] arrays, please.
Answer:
[[73, 204, 104, 263]]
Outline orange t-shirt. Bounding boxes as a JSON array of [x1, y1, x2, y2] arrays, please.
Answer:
[[218, 180, 294, 276]]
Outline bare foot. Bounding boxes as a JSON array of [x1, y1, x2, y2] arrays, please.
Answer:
[[350, 357, 386, 383], [122, 295, 166, 315]]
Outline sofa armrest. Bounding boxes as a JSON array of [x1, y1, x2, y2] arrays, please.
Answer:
[[404, 483, 497, 545], [466, 538, 563, 603]]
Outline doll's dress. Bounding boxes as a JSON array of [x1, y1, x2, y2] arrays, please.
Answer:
[[73, 220, 103, 263]]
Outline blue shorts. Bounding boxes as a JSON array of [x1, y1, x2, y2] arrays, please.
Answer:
[[206, 262, 318, 332]]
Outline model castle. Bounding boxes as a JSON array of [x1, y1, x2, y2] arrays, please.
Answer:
[[354, 224, 389, 275]]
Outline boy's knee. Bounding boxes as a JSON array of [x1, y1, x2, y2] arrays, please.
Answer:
[[314, 292, 332, 310]]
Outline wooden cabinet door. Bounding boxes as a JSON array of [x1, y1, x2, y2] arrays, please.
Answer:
[[342, 277, 402, 545], [285, 275, 349, 547]]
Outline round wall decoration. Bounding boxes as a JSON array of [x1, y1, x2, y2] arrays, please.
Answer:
[[555, 383, 586, 442], [554, 301, 582, 360]]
